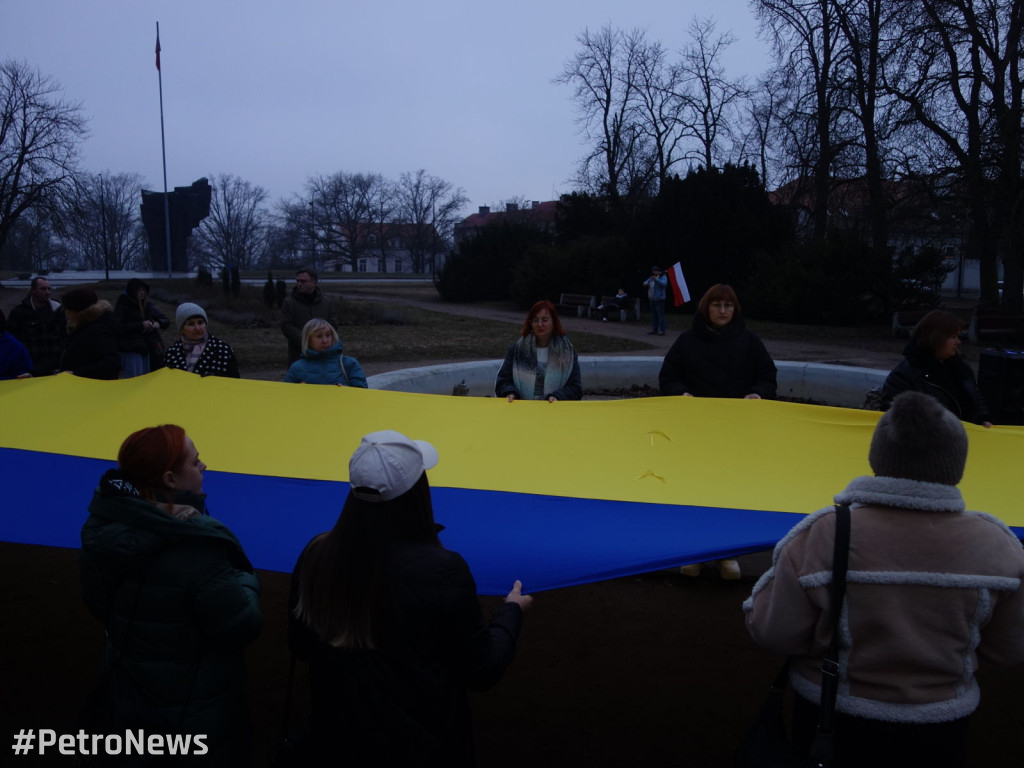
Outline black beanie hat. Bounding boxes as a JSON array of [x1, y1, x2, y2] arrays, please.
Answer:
[[62, 287, 99, 313], [869, 391, 968, 486], [126, 278, 150, 296]]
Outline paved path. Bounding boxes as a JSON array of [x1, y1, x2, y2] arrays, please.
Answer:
[[341, 287, 907, 375]]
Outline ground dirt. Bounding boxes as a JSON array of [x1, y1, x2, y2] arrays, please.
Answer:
[[4, 285, 1022, 766], [3, 544, 1022, 767]]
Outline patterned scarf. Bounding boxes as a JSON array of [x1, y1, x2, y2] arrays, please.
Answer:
[[179, 332, 209, 373], [511, 334, 574, 400]]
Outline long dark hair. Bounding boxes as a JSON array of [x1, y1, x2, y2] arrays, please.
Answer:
[[293, 473, 440, 649]]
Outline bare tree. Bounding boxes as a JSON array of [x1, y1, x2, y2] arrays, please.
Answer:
[[674, 17, 750, 170], [0, 59, 87, 259], [190, 173, 270, 270], [884, 0, 1024, 307], [736, 70, 788, 190], [367, 178, 397, 272], [556, 25, 651, 202], [0, 206, 62, 271], [55, 171, 146, 271], [303, 172, 385, 271], [755, 0, 853, 241], [829, 0, 902, 254], [629, 32, 687, 190], [395, 170, 468, 274]]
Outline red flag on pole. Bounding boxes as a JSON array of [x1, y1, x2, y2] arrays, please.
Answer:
[[666, 262, 691, 306], [155, 33, 161, 70]]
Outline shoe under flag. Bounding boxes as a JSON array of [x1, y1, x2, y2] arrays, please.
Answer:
[[667, 262, 691, 306]]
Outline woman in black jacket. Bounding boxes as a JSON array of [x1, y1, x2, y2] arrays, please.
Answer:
[[114, 278, 170, 376], [80, 425, 262, 765], [289, 430, 532, 767], [658, 283, 777, 400], [59, 287, 121, 380], [880, 309, 992, 427], [658, 284, 777, 580]]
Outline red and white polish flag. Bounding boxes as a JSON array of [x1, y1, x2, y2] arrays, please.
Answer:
[[667, 262, 691, 306]]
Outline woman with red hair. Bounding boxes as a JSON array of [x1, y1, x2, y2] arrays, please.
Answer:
[[495, 300, 582, 401], [80, 425, 262, 765]]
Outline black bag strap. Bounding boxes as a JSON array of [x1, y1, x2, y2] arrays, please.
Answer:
[[809, 502, 851, 766]]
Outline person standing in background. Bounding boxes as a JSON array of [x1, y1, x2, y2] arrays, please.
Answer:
[[114, 278, 170, 377], [7, 276, 67, 376], [642, 266, 668, 336], [281, 267, 339, 364]]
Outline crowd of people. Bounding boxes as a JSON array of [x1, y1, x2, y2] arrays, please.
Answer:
[[4, 271, 1022, 765], [0, 270, 364, 388]]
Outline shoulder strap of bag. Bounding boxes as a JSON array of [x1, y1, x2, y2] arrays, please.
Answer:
[[809, 502, 851, 766]]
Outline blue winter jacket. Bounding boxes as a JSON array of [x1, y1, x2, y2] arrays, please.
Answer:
[[0, 331, 34, 379], [284, 341, 368, 387]]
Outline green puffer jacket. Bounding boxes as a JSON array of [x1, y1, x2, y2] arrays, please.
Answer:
[[80, 470, 262, 765]]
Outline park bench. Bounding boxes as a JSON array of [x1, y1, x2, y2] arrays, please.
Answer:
[[557, 293, 596, 318], [596, 295, 642, 322], [968, 306, 1024, 344]]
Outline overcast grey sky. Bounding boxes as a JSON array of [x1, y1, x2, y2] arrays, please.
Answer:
[[2, 0, 770, 215]]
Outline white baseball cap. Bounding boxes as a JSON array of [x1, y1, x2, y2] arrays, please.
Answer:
[[349, 430, 439, 502]]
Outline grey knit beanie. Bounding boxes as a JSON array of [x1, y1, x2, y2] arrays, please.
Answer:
[[869, 391, 968, 485], [175, 302, 208, 331]]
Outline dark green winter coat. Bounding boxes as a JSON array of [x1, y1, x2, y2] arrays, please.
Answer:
[[80, 470, 262, 765]]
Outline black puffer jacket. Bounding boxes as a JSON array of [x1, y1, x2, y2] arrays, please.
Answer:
[[288, 540, 523, 767], [80, 471, 262, 765], [659, 314, 777, 398], [880, 343, 991, 424]]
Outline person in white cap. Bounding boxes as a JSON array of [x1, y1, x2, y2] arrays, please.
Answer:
[[289, 430, 533, 766]]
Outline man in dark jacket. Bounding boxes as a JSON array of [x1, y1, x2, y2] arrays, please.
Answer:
[[7, 276, 67, 376], [280, 267, 339, 364], [58, 287, 121, 380]]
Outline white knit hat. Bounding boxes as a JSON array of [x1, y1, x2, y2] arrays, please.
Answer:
[[349, 430, 439, 502], [175, 302, 208, 331]]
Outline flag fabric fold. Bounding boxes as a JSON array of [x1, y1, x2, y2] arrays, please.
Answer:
[[667, 262, 691, 306], [155, 33, 161, 70]]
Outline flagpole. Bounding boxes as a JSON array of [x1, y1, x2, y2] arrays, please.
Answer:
[[156, 22, 172, 278]]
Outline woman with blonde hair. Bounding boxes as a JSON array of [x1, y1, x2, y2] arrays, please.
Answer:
[[495, 300, 581, 401], [284, 318, 367, 387]]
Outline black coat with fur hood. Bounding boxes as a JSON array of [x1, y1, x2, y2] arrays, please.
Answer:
[[60, 300, 121, 380]]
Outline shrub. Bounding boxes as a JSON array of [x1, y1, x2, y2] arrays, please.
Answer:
[[435, 220, 552, 302]]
